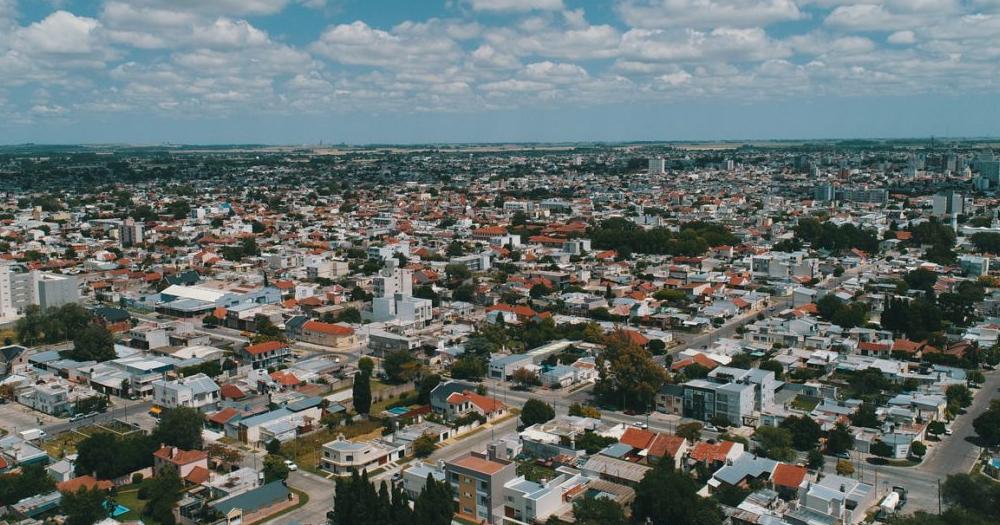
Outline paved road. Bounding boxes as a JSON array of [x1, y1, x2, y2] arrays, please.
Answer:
[[824, 370, 1000, 514], [262, 469, 335, 525], [41, 399, 153, 434]]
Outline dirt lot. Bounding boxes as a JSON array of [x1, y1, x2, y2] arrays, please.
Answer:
[[0, 401, 59, 434]]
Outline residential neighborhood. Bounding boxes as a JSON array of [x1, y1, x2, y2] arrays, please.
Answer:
[[0, 142, 999, 525]]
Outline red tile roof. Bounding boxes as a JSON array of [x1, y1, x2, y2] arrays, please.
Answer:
[[57, 475, 114, 493], [220, 384, 246, 400], [154, 447, 208, 466], [244, 340, 289, 355], [208, 407, 239, 425], [619, 427, 656, 450], [689, 440, 736, 463], [303, 320, 354, 336], [185, 465, 211, 484], [771, 463, 807, 489]]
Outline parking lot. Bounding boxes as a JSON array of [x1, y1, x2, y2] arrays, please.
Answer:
[[0, 401, 60, 435]]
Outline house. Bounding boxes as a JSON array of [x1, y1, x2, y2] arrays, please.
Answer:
[[688, 440, 745, 470], [152, 373, 220, 411], [154, 446, 210, 483], [320, 435, 405, 475], [0, 344, 28, 377], [294, 320, 358, 350], [790, 474, 875, 525], [56, 475, 114, 494], [239, 340, 291, 370], [441, 390, 507, 421]]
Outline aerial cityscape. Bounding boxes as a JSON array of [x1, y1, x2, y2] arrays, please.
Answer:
[[1, 2, 1000, 525]]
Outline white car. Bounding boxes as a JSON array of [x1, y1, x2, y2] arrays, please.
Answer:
[[703, 424, 719, 433], [632, 421, 648, 429], [284, 459, 298, 471]]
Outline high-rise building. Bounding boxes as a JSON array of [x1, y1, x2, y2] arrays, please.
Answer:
[[120, 218, 144, 247], [932, 191, 964, 217], [0, 264, 79, 321], [814, 184, 834, 202], [648, 158, 665, 176]]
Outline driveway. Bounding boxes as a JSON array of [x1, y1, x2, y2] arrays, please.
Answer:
[[262, 469, 335, 525]]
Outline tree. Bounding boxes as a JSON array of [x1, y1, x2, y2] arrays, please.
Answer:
[[62, 487, 109, 525], [263, 454, 289, 483], [574, 431, 617, 454], [144, 470, 182, 525], [851, 403, 881, 428], [266, 438, 282, 455], [353, 371, 372, 415], [67, 324, 116, 362], [754, 426, 795, 461], [573, 497, 627, 525], [413, 474, 453, 525], [450, 356, 486, 380], [780, 415, 822, 451], [676, 422, 703, 442], [836, 459, 855, 476], [754, 359, 783, 380], [511, 367, 541, 388], [946, 384, 973, 408], [826, 423, 853, 455], [383, 350, 421, 384], [417, 374, 441, 405], [807, 448, 825, 470], [594, 330, 667, 412], [927, 420, 947, 436], [910, 441, 926, 458], [153, 406, 204, 450], [568, 403, 601, 418], [972, 400, 1000, 446], [358, 357, 375, 376], [0, 464, 55, 506], [413, 434, 437, 457], [870, 440, 894, 458], [632, 459, 723, 525], [521, 399, 555, 427]]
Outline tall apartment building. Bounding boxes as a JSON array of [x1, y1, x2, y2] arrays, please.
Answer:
[[932, 191, 964, 217], [367, 259, 432, 325], [119, 218, 144, 247], [445, 447, 517, 524], [648, 158, 665, 176], [0, 264, 79, 321], [680, 367, 776, 426]]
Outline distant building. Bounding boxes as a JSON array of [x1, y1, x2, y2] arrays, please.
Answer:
[[648, 158, 665, 176], [119, 217, 144, 247], [932, 191, 965, 217], [445, 448, 517, 524], [152, 373, 220, 411]]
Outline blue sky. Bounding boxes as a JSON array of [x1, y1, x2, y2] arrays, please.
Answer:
[[0, 0, 998, 144]]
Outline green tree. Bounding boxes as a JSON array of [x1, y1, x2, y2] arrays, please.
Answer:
[[417, 374, 441, 405], [450, 356, 486, 380], [972, 400, 1000, 446], [144, 470, 182, 525], [521, 399, 555, 427], [910, 441, 926, 458], [412, 474, 453, 525], [0, 464, 55, 506], [754, 426, 795, 461], [836, 459, 854, 476], [353, 371, 372, 415], [62, 487, 109, 525], [870, 440, 894, 458], [67, 324, 116, 362], [266, 438, 282, 455], [676, 422, 703, 442], [779, 415, 822, 451], [573, 497, 627, 525], [758, 360, 784, 380], [153, 406, 205, 450], [383, 350, 421, 384], [263, 454, 289, 483], [358, 357, 375, 376], [568, 403, 601, 418], [632, 459, 723, 525], [413, 435, 437, 458], [807, 448, 825, 470], [594, 330, 667, 412], [826, 423, 854, 455]]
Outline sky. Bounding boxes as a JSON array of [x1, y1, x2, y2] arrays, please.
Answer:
[[0, 0, 998, 144]]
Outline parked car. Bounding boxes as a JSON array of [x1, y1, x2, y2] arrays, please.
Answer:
[[632, 421, 648, 429], [284, 459, 298, 471], [69, 413, 85, 422]]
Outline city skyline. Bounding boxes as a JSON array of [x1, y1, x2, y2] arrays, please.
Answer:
[[1, 0, 999, 144]]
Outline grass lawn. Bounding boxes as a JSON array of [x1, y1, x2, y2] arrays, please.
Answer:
[[42, 431, 87, 458], [517, 461, 557, 483], [790, 395, 820, 412], [113, 488, 159, 525]]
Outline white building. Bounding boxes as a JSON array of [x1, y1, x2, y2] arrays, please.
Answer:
[[152, 373, 220, 410]]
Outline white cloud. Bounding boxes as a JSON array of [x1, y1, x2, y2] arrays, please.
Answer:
[[521, 61, 589, 83], [311, 21, 462, 69], [617, 0, 803, 29], [466, 0, 564, 12], [16, 11, 103, 55], [888, 30, 916, 44], [620, 27, 791, 63]]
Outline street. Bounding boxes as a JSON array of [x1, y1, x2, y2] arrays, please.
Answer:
[[823, 370, 1000, 514]]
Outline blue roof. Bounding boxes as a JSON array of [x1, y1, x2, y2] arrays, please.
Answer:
[[212, 480, 290, 514], [285, 396, 323, 412], [600, 443, 634, 458], [239, 408, 292, 428]]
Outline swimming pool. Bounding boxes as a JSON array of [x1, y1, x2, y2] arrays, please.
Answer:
[[105, 501, 130, 518], [387, 406, 410, 416]]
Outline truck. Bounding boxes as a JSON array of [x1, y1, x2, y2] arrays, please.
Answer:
[[18, 428, 47, 441]]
